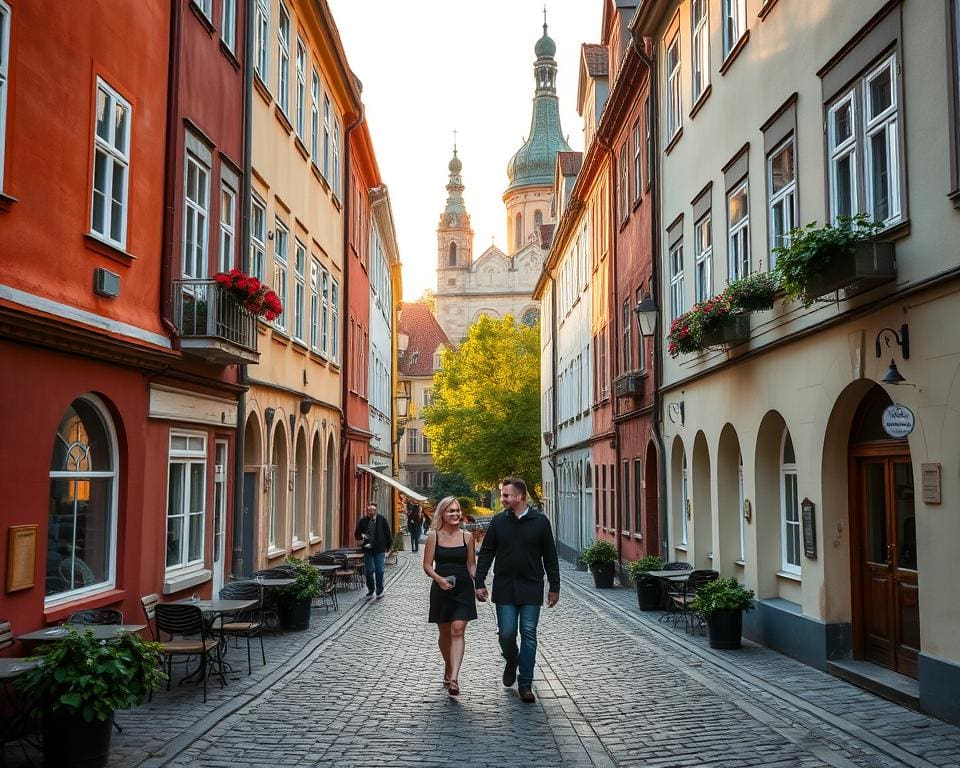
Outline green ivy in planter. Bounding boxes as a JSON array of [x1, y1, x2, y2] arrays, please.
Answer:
[[624, 555, 663, 582], [578, 539, 618, 569], [689, 577, 755, 617], [279, 557, 325, 603], [773, 213, 884, 307], [723, 271, 779, 312]]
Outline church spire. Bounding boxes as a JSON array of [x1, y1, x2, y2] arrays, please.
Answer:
[[444, 143, 466, 217]]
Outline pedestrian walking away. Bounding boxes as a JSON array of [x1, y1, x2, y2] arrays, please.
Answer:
[[354, 503, 392, 597], [423, 496, 478, 697], [406, 502, 424, 553], [474, 477, 560, 703]]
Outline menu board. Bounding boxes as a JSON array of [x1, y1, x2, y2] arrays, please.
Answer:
[[801, 499, 817, 560], [6, 525, 38, 592]]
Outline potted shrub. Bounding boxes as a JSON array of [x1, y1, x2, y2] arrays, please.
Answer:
[[624, 555, 664, 610], [579, 539, 618, 589], [15, 626, 165, 768], [690, 577, 755, 649], [723, 271, 779, 312], [773, 213, 892, 306], [276, 557, 324, 630]]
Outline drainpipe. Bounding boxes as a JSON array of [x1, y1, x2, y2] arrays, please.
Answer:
[[232, 0, 256, 579], [632, 34, 668, 560], [548, 275, 559, 549], [159, 0, 183, 338]]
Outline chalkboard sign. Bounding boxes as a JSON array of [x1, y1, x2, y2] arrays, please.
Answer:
[[801, 498, 817, 559]]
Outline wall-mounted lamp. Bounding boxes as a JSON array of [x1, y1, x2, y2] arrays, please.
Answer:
[[875, 323, 909, 385], [264, 407, 275, 429], [299, 399, 313, 415], [394, 379, 411, 419], [542, 431, 554, 448], [668, 401, 685, 426], [633, 295, 658, 338], [267, 230, 275, 241]]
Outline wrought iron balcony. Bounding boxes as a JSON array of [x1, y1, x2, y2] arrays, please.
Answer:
[[172, 279, 259, 365]]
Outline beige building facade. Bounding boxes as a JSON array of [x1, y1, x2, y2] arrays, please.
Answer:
[[633, 0, 960, 723]]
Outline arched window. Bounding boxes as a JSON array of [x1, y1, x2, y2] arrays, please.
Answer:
[[780, 429, 801, 574], [515, 212, 522, 249], [47, 396, 118, 603], [448, 241, 457, 266], [534, 210, 543, 230]]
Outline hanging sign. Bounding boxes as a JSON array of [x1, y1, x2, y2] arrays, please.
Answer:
[[881, 404, 914, 439], [801, 499, 817, 560]]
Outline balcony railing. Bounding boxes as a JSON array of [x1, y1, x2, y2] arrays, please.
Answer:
[[172, 279, 259, 365]]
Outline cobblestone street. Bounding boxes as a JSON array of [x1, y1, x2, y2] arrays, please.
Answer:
[[7, 553, 960, 768]]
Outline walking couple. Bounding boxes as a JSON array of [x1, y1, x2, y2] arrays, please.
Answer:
[[422, 477, 560, 702]]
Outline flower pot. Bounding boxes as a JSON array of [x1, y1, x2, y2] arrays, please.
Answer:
[[734, 294, 775, 311], [43, 709, 113, 768], [803, 240, 896, 303], [700, 313, 751, 347], [705, 608, 743, 649], [590, 562, 615, 589], [635, 576, 661, 610], [278, 597, 312, 630]]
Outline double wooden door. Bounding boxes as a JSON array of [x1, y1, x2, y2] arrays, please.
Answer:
[[854, 456, 919, 678]]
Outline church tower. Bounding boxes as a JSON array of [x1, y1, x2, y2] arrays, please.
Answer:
[[436, 146, 474, 296], [504, 16, 572, 255]]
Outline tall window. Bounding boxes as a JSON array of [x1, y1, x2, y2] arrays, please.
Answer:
[[680, 452, 689, 546], [0, 1, 10, 191], [722, 0, 746, 58], [669, 241, 684, 321], [692, 0, 710, 102], [273, 219, 288, 331], [331, 278, 340, 362], [694, 215, 712, 302], [320, 268, 330, 356], [863, 56, 900, 224], [322, 94, 331, 181], [780, 429, 801, 574], [193, 0, 212, 21], [295, 37, 306, 137], [310, 259, 320, 351], [515, 212, 522, 249], [618, 144, 629, 220], [768, 138, 796, 264], [666, 32, 682, 139], [727, 180, 750, 280], [166, 432, 207, 571], [221, 0, 237, 53], [250, 196, 266, 282], [182, 153, 209, 279], [276, 2, 290, 114], [311, 69, 320, 160], [218, 178, 237, 273], [294, 239, 306, 341], [254, 0, 269, 82], [448, 241, 457, 266], [47, 396, 117, 602], [633, 459, 643, 533], [621, 299, 632, 370], [407, 428, 420, 454], [632, 120, 642, 203], [645, 97, 654, 186], [332, 117, 342, 199], [91, 80, 131, 248]]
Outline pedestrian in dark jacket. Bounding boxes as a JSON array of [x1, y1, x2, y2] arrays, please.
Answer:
[[355, 504, 391, 597], [406, 503, 424, 552], [474, 477, 560, 703]]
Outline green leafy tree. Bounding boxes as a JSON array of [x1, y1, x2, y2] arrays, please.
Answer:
[[424, 315, 541, 500], [429, 471, 475, 505]]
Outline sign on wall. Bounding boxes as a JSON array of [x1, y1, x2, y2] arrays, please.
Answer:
[[801, 498, 817, 560], [881, 404, 914, 439]]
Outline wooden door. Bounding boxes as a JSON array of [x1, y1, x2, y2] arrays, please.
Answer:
[[856, 456, 919, 678]]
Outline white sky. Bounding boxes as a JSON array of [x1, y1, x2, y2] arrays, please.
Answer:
[[327, 0, 603, 300]]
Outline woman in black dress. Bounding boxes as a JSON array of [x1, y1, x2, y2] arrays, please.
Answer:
[[422, 496, 477, 696]]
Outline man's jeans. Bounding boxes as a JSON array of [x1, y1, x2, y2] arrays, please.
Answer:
[[364, 551, 385, 594], [495, 603, 542, 689], [409, 526, 421, 552]]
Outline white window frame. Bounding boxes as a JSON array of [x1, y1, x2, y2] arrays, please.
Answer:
[[622, 299, 632, 371], [632, 120, 642, 203], [267, 462, 278, 548], [618, 144, 629, 221], [0, 1, 10, 192], [276, 2, 290, 114], [332, 117, 342, 200], [331, 277, 340, 362], [221, 0, 237, 53], [310, 258, 320, 352], [295, 37, 306, 138], [780, 429, 801, 575], [669, 241, 684, 322], [320, 267, 330, 356], [254, 0, 269, 83], [767, 137, 797, 266], [863, 55, 901, 225], [250, 195, 266, 282], [692, 0, 710, 103], [182, 152, 210, 279], [192, 0, 212, 21], [166, 431, 208, 573], [727, 180, 750, 281], [722, 0, 746, 58], [694, 214, 712, 303], [828, 93, 858, 224], [273, 219, 288, 332], [322, 94, 331, 181], [90, 79, 132, 249], [666, 32, 682, 140], [218, 177, 237, 273], [311, 69, 320, 160], [294, 238, 306, 342]]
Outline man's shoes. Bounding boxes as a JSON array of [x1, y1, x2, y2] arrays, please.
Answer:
[[518, 687, 535, 703], [366, 590, 374, 597], [502, 659, 518, 687], [375, 590, 384, 599]]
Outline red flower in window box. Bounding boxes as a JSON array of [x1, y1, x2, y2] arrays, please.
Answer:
[[214, 269, 283, 321]]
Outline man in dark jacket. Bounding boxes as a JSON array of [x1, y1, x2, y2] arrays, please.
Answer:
[[355, 503, 391, 597], [475, 477, 560, 703]]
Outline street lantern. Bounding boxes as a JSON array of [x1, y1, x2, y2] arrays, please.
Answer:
[[395, 379, 411, 419], [634, 295, 658, 338]]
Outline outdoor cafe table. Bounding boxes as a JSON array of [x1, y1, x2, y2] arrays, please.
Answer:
[[0, 658, 39, 680], [644, 570, 691, 581], [171, 598, 257, 615], [251, 578, 295, 588], [16, 624, 147, 643]]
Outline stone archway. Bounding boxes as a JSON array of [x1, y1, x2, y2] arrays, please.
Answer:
[[755, 410, 787, 599], [692, 431, 713, 569], [644, 440, 661, 557], [670, 436, 688, 558], [717, 423, 743, 576]]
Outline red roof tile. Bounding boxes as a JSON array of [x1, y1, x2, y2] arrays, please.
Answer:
[[538, 223, 556, 250], [398, 302, 453, 377], [558, 151, 583, 177]]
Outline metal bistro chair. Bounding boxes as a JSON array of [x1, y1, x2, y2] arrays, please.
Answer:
[[154, 603, 224, 703], [657, 562, 694, 621], [669, 569, 720, 633], [67, 608, 124, 625], [311, 553, 356, 592], [140, 593, 160, 640], [250, 568, 296, 630], [217, 581, 266, 675]]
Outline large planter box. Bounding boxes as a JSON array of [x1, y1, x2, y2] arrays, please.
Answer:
[[701, 313, 751, 348], [590, 563, 615, 589], [636, 576, 661, 610], [43, 708, 114, 768], [706, 609, 744, 649], [804, 240, 896, 303], [278, 597, 312, 630]]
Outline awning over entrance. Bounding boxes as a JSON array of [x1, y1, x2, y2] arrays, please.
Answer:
[[356, 464, 428, 502]]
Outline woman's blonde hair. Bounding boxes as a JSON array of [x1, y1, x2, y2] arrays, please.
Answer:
[[431, 496, 460, 531]]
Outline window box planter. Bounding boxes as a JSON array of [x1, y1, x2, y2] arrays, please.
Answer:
[[700, 313, 751, 347], [803, 240, 896, 303]]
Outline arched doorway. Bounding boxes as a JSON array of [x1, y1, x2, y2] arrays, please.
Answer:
[[849, 384, 919, 678]]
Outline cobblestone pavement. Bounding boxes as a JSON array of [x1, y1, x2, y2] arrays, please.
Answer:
[[6, 554, 960, 768]]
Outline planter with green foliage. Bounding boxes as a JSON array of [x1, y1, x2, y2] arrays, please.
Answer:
[[723, 271, 779, 312], [700, 313, 751, 348], [625, 555, 664, 610], [277, 558, 325, 630], [773, 214, 893, 306], [690, 577, 756, 649], [579, 539, 618, 589], [16, 626, 165, 768]]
